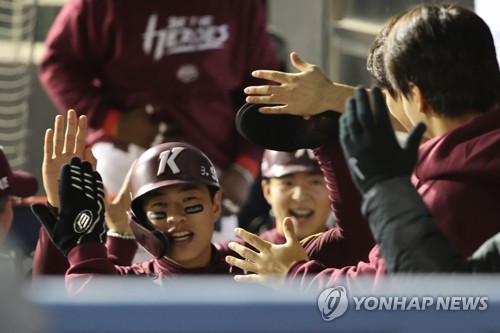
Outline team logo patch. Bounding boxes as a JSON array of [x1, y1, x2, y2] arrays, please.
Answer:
[[73, 210, 93, 233]]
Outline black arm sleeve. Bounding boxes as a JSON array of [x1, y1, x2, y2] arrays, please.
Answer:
[[361, 177, 500, 273]]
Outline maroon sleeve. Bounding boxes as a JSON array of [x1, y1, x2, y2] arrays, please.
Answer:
[[38, 0, 115, 130], [65, 243, 119, 295], [310, 144, 375, 265], [287, 246, 386, 292], [32, 219, 138, 280], [105, 237, 138, 266], [32, 227, 70, 279]]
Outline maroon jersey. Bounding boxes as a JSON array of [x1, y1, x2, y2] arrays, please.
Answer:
[[411, 107, 500, 256], [32, 224, 138, 279], [39, 0, 279, 170], [288, 108, 500, 291], [66, 243, 238, 294]]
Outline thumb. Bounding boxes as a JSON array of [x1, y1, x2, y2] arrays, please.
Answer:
[[290, 52, 310, 72], [283, 217, 299, 245], [30, 203, 57, 235], [404, 122, 426, 171]]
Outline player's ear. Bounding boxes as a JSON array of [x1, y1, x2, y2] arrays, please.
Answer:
[[211, 189, 222, 223], [407, 82, 430, 114]]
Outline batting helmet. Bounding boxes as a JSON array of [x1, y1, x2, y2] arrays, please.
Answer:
[[130, 141, 219, 206], [261, 149, 321, 178], [128, 142, 220, 258]]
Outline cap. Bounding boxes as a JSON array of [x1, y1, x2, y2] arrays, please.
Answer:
[[261, 149, 321, 178], [235, 103, 340, 152], [0, 146, 38, 198]]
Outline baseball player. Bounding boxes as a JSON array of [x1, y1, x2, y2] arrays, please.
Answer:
[[32, 111, 138, 278], [254, 149, 333, 242], [31, 140, 239, 294], [0, 146, 38, 270]]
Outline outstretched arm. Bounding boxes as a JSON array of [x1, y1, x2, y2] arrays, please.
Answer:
[[364, 177, 500, 273], [244, 52, 407, 132], [43, 110, 96, 208], [244, 52, 353, 117], [33, 110, 95, 278]]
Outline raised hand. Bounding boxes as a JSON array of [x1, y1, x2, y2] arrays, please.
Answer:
[[244, 52, 349, 117], [339, 87, 426, 193], [31, 157, 106, 255], [225, 217, 308, 288], [43, 110, 96, 207], [104, 161, 134, 234]]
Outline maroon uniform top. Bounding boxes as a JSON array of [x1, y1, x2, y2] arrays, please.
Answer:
[[259, 228, 285, 244], [66, 243, 238, 294], [39, 0, 279, 172], [218, 144, 376, 270], [288, 108, 500, 291], [32, 225, 138, 279]]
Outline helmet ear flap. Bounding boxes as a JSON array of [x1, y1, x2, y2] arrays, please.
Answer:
[[127, 211, 170, 258]]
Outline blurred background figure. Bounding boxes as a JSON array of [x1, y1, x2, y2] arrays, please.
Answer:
[[37, 0, 281, 225], [250, 149, 334, 241], [0, 145, 38, 273]]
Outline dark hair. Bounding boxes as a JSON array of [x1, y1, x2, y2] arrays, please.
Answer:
[[366, 13, 403, 97], [384, 4, 500, 117]]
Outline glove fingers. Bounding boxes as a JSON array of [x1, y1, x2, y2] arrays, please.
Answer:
[[92, 169, 106, 224], [30, 203, 57, 234], [93, 169, 105, 198], [59, 158, 82, 207], [355, 86, 375, 132], [405, 122, 427, 160], [339, 100, 353, 146], [371, 86, 393, 133], [342, 97, 362, 138]]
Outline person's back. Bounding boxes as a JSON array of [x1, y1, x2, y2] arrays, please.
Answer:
[[224, 4, 500, 290], [383, 4, 500, 257]]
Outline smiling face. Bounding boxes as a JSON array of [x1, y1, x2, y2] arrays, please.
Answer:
[[262, 172, 330, 240], [142, 183, 221, 269]]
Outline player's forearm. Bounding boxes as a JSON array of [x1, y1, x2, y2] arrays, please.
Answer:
[[325, 83, 407, 132], [322, 82, 355, 113]]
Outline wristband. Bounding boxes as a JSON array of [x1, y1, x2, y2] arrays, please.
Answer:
[[106, 231, 136, 240]]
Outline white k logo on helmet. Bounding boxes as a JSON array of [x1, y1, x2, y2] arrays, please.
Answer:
[[158, 147, 185, 175]]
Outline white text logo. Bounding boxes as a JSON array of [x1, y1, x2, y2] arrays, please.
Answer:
[[143, 14, 229, 60]]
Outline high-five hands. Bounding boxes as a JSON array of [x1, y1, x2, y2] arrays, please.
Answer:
[[339, 87, 426, 194], [225, 217, 309, 289], [244, 52, 334, 118], [43, 110, 96, 208], [31, 157, 106, 255]]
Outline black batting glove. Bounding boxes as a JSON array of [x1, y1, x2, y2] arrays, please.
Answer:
[[339, 86, 426, 194], [31, 157, 107, 255]]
